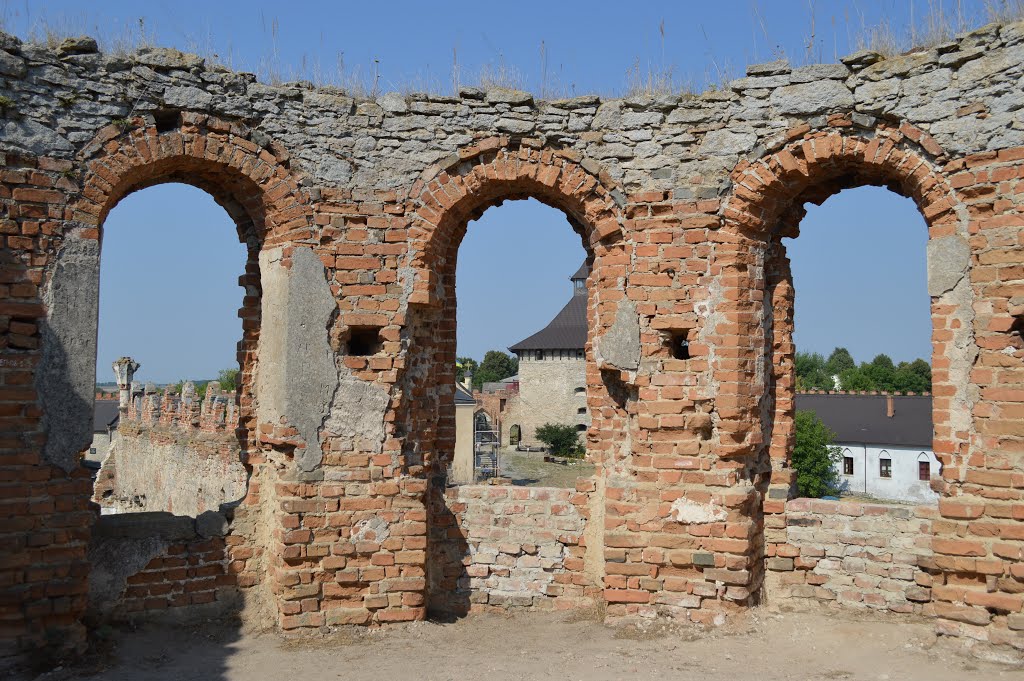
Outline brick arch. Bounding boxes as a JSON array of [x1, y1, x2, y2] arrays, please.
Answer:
[[73, 112, 312, 245], [708, 119, 974, 613], [406, 138, 625, 306], [397, 140, 629, 472], [408, 140, 626, 617], [722, 120, 960, 238], [713, 120, 967, 453]]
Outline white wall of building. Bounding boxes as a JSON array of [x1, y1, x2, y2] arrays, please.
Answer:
[[833, 443, 939, 503]]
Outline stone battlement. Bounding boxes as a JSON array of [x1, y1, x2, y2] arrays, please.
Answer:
[[123, 381, 238, 435]]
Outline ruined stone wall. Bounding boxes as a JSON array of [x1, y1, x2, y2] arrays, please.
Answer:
[[0, 20, 1022, 659], [766, 498, 938, 615], [427, 484, 594, 614], [94, 385, 247, 515]]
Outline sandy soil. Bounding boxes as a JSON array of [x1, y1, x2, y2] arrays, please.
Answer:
[[26, 609, 1019, 681]]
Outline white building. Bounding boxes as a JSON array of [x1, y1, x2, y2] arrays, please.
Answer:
[[796, 393, 939, 504]]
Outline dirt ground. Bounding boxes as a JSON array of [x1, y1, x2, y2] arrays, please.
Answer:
[[24, 608, 1020, 681], [499, 449, 594, 488]]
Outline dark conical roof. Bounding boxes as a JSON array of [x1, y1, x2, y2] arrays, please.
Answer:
[[508, 293, 587, 352], [570, 260, 589, 281]]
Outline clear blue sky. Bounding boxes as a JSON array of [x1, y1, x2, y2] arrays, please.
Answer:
[[6, 0, 975, 382]]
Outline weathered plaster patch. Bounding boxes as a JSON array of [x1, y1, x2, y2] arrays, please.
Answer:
[[926, 235, 970, 296], [670, 497, 727, 524], [351, 516, 391, 543], [595, 299, 641, 371], [38, 234, 99, 472], [256, 246, 336, 472], [322, 371, 389, 455]]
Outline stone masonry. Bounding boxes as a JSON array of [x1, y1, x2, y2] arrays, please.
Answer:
[[766, 498, 938, 615], [1, 20, 1024, 662], [505, 355, 588, 447], [428, 484, 593, 615]]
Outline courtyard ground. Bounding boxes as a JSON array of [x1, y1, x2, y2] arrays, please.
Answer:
[[499, 449, 594, 488], [23, 608, 1018, 681]]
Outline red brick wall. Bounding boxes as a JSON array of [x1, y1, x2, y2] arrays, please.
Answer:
[[1, 151, 93, 655], [1, 53, 1022, 662], [118, 538, 234, 615]]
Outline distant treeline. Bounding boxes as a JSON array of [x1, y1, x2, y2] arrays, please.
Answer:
[[796, 347, 931, 394]]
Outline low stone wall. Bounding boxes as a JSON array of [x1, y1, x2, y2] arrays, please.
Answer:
[[88, 511, 237, 621], [428, 484, 594, 614], [766, 498, 938, 615]]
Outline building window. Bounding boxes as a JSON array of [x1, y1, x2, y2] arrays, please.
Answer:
[[574, 386, 585, 393], [880, 458, 892, 479], [576, 424, 586, 431], [918, 460, 930, 481], [576, 349, 584, 359], [577, 407, 586, 415], [536, 350, 543, 361], [843, 456, 853, 476]]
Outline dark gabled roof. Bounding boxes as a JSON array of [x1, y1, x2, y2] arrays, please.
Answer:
[[94, 399, 120, 433], [794, 394, 932, 448], [455, 383, 476, 405], [508, 293, 587, 352]]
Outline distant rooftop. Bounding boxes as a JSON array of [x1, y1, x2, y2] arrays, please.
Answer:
[[509, 262, 589, 353], [455, 382, 475, 405], [795, 393, 932, 449]]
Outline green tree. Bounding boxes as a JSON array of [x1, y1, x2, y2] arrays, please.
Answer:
[[795, 351, 833, 391], [217, 367, 239, 393], [474, 350, 519, 389], [825, 347, 856, 376], [456, 357, 479, 384], [892, 358, 931, 394], [792, 410, 841, 498], [535, 423, 584, 458], [863, 354, 896, 391], [838, 366, 875, 391]]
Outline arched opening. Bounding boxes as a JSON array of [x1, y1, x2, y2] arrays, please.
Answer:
[[89, 183, 251, 517], [728, 127, 970, 615], [404, 140, 634, 618], [428, 196, 597, 617], [785, 186, 934, 505], [456, 198, 590, 477]]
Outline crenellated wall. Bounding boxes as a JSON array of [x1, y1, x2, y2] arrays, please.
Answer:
[[93, 382, 247, 516], [1, 20, 1023, 663]]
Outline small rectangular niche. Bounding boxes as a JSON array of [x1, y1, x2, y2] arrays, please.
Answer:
[[665, 330, 690, 360], [153, 109, 181, 133], [346, 326, 383, 356]]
